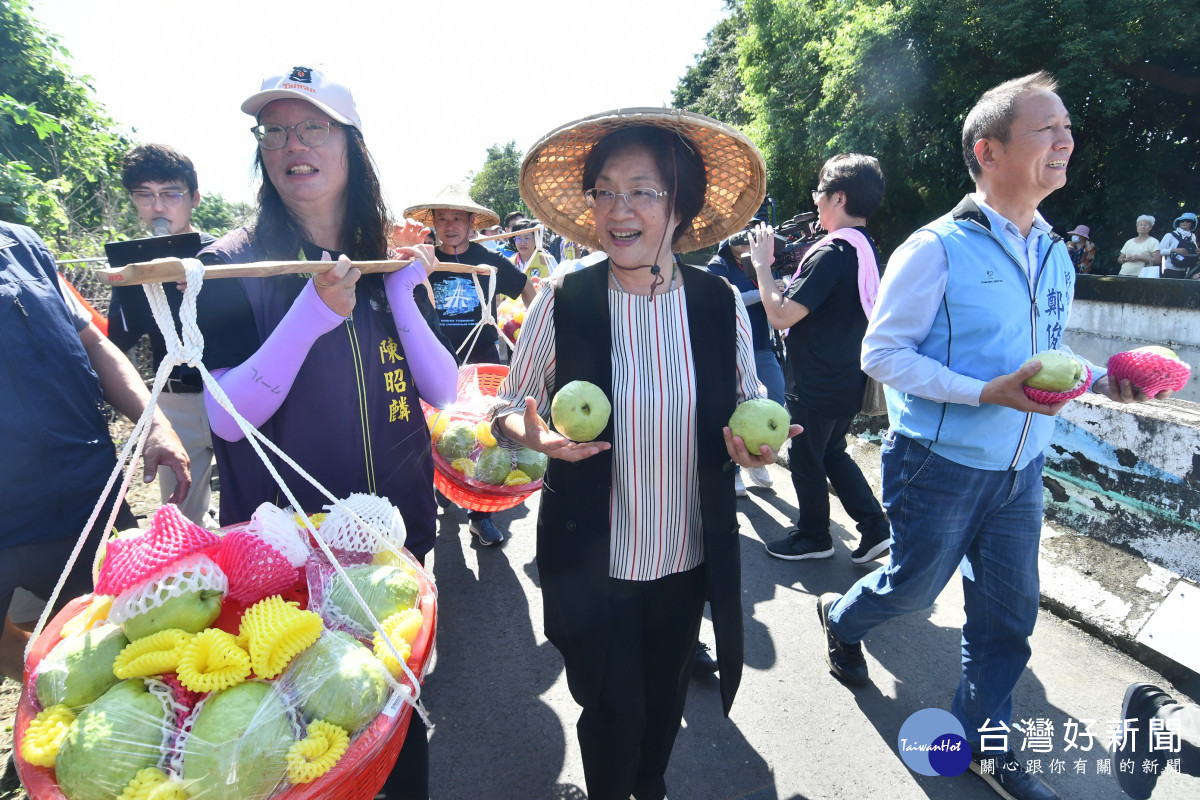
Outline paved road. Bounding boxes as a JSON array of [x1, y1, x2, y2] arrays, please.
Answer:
[[422, 462, 1196, 800]]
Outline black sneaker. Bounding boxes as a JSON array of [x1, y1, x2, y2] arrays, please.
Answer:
[[693, 641, 719, 675], [1112, 683, 1175, 800], [766, 529, 834, 560], [816, 593, 869, 686], [469, 517, 505, 546], [850, 525, 891, 563], [970, 750, 1060, 800]]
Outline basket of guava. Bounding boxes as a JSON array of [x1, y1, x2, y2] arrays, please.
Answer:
[[1020, 350, 1093, 405], [422, 364, 547, 513], [13, 497, 436, 800]]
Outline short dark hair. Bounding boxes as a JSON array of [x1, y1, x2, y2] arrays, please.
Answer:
[[962, 71, 1059, 179], [503, 211, 528, 230], [581, 125, 706, 247], [122, 143, 199, 194], [251, 125, 389, 261], [818, 154, 885, 219]]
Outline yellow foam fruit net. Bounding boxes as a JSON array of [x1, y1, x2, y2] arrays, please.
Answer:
[[504, 469, 532, 486], [373, 608, 423, 678], [20, 704, 75, 767], [176, 628, 252, 693], [451, 457, 475, 477], [117, 767, 188, 800], [429, 411, 451, 441], [113, 629, 195, 679], [476, 421, 497, 448], [286, 719, 350, 784], [239, 595, 324, 679], [59, 595, 114, 638]]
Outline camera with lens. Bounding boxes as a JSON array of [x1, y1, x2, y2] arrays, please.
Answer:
[[736, 212, 823, 281]]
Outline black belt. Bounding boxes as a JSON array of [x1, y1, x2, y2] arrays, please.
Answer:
[[164, 378, 202, 394]]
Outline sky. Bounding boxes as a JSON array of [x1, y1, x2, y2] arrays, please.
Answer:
[[33, 0, 731, 212]]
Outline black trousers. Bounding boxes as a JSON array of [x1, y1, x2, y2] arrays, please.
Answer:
[[785, 398, 889, 542], [574, 566, 707, 800]]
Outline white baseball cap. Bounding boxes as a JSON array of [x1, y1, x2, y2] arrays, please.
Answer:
[[241, 66, 362, 130]]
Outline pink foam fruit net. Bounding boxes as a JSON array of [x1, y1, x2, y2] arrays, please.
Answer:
[[214, 528, 302, 605], [96, 504, 221, 596], [1106, 350, 1192, 397]]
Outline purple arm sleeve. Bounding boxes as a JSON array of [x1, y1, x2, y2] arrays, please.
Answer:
[[384, 262, 458, 408], [205, 279, 346, 441]]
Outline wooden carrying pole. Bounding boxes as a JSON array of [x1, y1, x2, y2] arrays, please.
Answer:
[[95, 257, 496, 287]]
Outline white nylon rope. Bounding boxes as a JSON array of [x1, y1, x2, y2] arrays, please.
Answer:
[[28, 258, 431, 726]]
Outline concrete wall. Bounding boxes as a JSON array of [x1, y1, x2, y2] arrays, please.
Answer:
[[1065, 275, 1200, 402]]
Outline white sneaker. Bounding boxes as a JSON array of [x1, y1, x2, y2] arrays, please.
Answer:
[[747, 465, 773, 489], [734, 471, 747, 497]]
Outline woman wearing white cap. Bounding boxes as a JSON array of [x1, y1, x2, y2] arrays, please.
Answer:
[[194, 66, 456, 800], [1117, 215, 1159, 277], [490, 109, 797, 800]]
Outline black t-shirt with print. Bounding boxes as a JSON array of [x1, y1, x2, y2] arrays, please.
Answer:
[[428, 241, 527, 360]]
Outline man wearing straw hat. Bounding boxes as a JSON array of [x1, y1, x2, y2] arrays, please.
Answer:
[[404, 185, 534, 546]]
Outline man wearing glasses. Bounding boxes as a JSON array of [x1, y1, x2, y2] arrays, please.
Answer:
[[107, 143, 217, 525]]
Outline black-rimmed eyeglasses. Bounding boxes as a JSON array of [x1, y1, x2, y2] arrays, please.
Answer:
[[584, 187, 669, 212], [250, 120, 344, 151]]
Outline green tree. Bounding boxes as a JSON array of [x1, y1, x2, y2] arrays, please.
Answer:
[[682, 0, 1199, 261], [0, 0, 133, 251], [193, 193, 253, 237], [470, 141, 528, 222], [673, 1, 749, 127]]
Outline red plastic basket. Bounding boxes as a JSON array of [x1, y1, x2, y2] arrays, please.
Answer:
[[15, 564, 437, 800], [422, 364, 543, 513]]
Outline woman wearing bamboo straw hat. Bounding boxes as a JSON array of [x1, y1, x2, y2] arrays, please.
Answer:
[[491, 108, 798, 800], [194, 65, 457, 800]]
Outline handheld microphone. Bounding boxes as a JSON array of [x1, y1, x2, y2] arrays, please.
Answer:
[[152, 218, 170, 237]]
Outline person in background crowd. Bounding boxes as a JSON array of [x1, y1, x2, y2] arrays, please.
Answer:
[[509, 218, 557, 281], [817, 72, 1170, 800], [108, 143, 218, 525], [195, 66, 458, 800], [1065, 224, 1095, 274], [2, 220, 188, 680], [404, 184, 535, 546], [1117, 215, 1160, 277], [1158, 212, 1199, 279], [752, 154, 892, 566], [492, 106, 792, 800], [705, 226, 786, 495]]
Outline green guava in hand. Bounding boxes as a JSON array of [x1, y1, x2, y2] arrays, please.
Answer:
[[120, 585, 224, 641], [436, 422, 477, 460], [285, 630, 390, 733], [728, 398, 791, 455], [475, 446, 512, 485], [551, 380, 611, 442], [327, 564, 420, 631], [1132, 345, 1181, 361], [55, 679, 166, 800], [35, 623, 128, 709], [1022, 351, 1084, 391], [182, 681, 292, 800], [515, 448, 548, 480]]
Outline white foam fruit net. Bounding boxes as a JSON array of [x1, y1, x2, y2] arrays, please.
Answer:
[[319, 493, 406, 553], [248, 502, 311, 568], [108, 554, 229, 625]]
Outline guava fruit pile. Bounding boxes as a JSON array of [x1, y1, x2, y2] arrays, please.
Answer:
[[496, 297, 527, 343], [19, 497, 431, 800], [427, 412, 547, 490]]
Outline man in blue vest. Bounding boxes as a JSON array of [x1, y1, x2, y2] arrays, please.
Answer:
[[815, 72, 1171, 800]]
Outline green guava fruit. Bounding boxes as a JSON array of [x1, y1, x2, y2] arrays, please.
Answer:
[[182, 681, 292, 800], [285, 630, 390, 733], [551, 380, 612, 442], [728, 398, 791, 454], [1022, 351, 1084, 391], [55, 679, 166, 800], [1133, 345, 1181, 361], [121, 586, 224, 641], [327, 564, 420, 631], [475, 446, 512, 485], [35, 623, 128, 709], [515, 448, 548, 480], [436, 422, 477, 460]]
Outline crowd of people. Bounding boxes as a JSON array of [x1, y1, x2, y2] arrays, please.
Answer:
[[2, 64, 1197, 800], [1064, 212, 1199, 278]]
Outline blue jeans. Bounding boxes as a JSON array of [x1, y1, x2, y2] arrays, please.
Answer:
[[753, 349, 786, 406], [828, 433, 1044, 746]]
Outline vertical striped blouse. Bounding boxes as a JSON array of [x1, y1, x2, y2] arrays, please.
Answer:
[[491, 277, 765, 581]]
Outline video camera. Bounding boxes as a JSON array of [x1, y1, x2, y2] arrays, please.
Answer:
[[734, 212, 823, 281]]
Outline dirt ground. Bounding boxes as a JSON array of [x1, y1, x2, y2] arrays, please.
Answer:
[[0, 417, 194, 799]]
